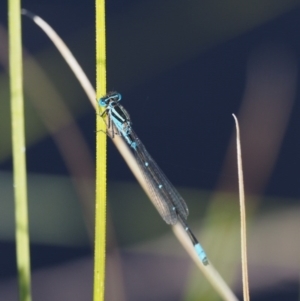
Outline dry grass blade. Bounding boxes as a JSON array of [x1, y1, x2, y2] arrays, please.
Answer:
[[232, 114, 250, 301], [21, 9, 97, 109]]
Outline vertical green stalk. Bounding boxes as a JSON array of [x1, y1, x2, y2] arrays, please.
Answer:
[[8, 0, 32, 301], [94, 0, 107, 300]]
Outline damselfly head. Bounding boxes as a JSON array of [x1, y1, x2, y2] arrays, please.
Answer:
[[98, 92, 122, 107]]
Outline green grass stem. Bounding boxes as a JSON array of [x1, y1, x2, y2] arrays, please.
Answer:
[[94, 0, 107, 300], [8, 0, 32, 300]]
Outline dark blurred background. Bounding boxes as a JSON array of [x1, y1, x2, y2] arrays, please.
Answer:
[[0, 1, 299, 300]]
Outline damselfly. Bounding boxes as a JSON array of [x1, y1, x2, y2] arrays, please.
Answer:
[[99, 92, 208, 265]]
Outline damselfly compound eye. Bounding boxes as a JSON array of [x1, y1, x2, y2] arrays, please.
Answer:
[[98, 97, 107, 107]]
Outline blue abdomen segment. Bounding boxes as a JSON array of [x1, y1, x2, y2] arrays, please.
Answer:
[[195, 243, 208, 265]]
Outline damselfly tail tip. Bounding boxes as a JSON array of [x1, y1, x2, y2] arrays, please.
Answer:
[[195, 243, 209, 266]]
